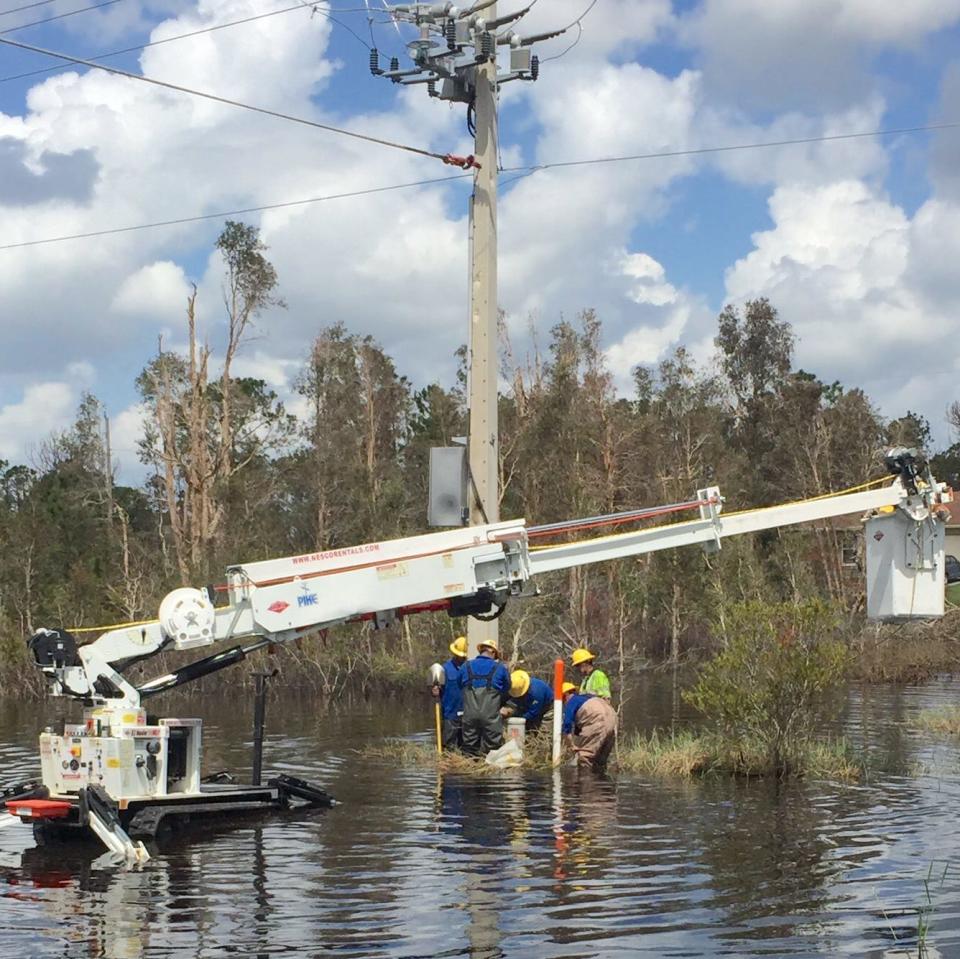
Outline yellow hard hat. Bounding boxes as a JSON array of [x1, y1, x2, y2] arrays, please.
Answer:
[[510, 669, 530, 698], [478, 637, 499, 656], [449, 636, 468, 658], [561, 682, 577, 696], [570, 648, 595, 667]]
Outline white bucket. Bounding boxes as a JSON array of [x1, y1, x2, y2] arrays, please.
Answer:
[[506, 717, 526, 747]]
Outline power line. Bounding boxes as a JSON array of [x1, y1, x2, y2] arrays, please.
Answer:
[[0, 3, 330, 85], [1, 0, 124, 35], [1, 120, 957, 251], [0, 34, 461, 164], [0, 172, 474, 249], [0, 0, 60, 17], [502, 121, 960, 173], [0, 2, 414, 85]]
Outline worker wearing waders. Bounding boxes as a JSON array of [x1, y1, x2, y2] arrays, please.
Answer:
[[432, 636, 467, 750], [561, 682, 618, 772], [501, 670, 553, 733], [458, 639, 511, 756], [570, 648, 611, 699]]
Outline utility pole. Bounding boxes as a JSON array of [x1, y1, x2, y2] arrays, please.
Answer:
[[372, 1, 563, 655], [103, 410, 114, 538], [465, 2, 499, 656]]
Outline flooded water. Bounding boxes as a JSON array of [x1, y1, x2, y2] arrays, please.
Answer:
[[2, 676, 960, 958]]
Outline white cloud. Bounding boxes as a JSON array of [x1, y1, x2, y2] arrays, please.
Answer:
[[700, 97, 890, 189], [112, 261, 192, 318], [0, 382, 77, 463], [681, 0, 960, 110], [109, 401, 150, 484], [723, 180, 960, 440]]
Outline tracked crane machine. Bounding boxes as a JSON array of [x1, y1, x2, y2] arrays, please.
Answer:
[[2, 448, 950, 862]]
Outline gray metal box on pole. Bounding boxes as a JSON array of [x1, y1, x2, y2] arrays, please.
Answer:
[[428, 447, 468, 527]]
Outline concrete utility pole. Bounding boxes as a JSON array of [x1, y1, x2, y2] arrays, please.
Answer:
[[372, 1, 563, 655], [465, 3, 499, 656]]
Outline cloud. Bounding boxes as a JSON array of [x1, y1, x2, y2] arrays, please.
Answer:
[[699, 98, 890, 189], [0, 381, 77, 463], [604, 251, 710, 385], [111, 260, 192, 318], [109, 401, 150, 484], [723, 180, 960, 439], [0, 138, 99, 205], [930, 61, 960, 202], [680, 0, 960, 111]]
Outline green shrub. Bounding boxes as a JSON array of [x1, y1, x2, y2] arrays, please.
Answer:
[[684, 600, 851, 776]]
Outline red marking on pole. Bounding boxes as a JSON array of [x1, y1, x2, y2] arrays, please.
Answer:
[[553, 658, 565, 702]]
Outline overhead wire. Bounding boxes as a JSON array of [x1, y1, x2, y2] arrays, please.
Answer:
[[502, 121, 960, 174], [539, 0, 596, 63], [0, 0, 61, 17], [0, 34, 466, 165], [0, 172, 475, 249], [1, 0, 125, 35], [0, 3, 313, 84], [0, 2, 363, 85], [0, 2, 405, 85], [1, 119, 956, 250]]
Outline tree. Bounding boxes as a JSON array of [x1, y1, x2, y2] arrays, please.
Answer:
[[293, 324, 411, 550], [137, 222, 287, 582], [684, 600, 850, 775], [715, 298, 794, 505]]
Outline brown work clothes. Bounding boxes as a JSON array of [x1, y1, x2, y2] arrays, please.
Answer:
[[572, 696, 617, 771]]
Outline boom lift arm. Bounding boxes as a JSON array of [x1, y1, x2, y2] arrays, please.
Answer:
[[30, 449, 950, 712]]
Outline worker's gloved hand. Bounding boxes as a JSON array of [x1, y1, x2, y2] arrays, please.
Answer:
[[499, 706, 513, 718], [430, 684, 440, 699]]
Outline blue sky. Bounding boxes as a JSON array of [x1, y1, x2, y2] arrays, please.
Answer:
[[1, 0, 959, 477]]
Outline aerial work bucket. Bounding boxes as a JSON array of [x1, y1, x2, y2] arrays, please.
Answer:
[[865, 509, 945, 621]]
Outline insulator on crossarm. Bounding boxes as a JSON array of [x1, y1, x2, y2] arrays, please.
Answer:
[[445, 19, 457, 50], [390, 56, 400, 71], [369, 49, 381, 75], [428, 78, 438, 97], [530, 53, 539, 81], [480, 31, 494, 60]]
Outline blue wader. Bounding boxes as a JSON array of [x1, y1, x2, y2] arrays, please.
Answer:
[[461, 662, 505, 756]]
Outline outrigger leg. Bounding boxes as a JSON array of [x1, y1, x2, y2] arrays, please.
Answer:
[[80, 785, 150, 865]]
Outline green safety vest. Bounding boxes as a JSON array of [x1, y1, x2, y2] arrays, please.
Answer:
[[580, 668, 611, 699]]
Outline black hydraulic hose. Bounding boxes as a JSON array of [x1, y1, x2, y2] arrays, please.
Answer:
[[137, 637, 272, 699]]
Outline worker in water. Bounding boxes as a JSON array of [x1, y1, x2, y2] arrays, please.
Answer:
[[458, 638, 511, 756], [570, 647, 611, 699], [501, 669, 553, 733], [561, 681, 618, 772], [432, 636, 467, 750]]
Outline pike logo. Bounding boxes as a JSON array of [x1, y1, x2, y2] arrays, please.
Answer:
[[268, 601, 290, 613]]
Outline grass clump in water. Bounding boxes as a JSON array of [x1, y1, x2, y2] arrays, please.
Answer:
[[360, 737, 544, 775], [362, 729, 861, 781], [618, 729, 861, 781], [914, 706, 960, 736]]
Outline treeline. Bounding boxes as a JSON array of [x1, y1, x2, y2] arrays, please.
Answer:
[[1, 222, 957, 696]]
